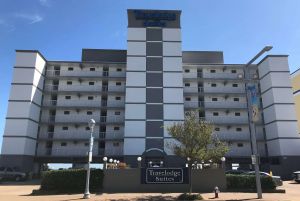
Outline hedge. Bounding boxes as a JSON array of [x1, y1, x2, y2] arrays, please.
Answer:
[[40, 169, 103, 193], [226, 174, 276, 190]]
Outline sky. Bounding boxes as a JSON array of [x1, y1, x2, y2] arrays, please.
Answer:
[[1, 0, 300, 160]]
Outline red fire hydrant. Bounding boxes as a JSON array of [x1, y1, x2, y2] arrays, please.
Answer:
[[214, 186, 220, 198]]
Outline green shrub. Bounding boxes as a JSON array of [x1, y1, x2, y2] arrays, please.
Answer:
[[226, 174, 276, 190], [177, 193, 203, 200], [40, 169, 103, 193]]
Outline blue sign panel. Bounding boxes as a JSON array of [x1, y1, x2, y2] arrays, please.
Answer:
[[141, 168, 189, 184]]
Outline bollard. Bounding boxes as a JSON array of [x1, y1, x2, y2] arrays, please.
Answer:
[[214, 186, 220, 198]]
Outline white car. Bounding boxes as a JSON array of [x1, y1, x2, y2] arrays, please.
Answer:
[[0, 167, 26, 182], [245, 171, 283, 186]]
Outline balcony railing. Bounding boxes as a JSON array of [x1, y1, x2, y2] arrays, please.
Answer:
[[183, 72, 240, 79], [184, 101, 247, 109], [44, 85, 125, 93], [183, 87, 245, 94], [204, 116, 249, 124], [43, 100, 101, 107], [39, 131, 124, 140], [214, 132, 250, 141], [101, 100, 125, 107], [41, 115, 124, 123], [37, 147, 123, 156], [46, 70, 126, 78]]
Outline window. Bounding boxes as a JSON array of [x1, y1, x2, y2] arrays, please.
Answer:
[[65, 96, 71, 100], [88, 96, 94, 100], [68, 67, 73, 71], [89, 82, 95, 85], [86, 127, 90, 130], [61, 142, 67, 146], [185, 83, 190, 87], [235, 112, 241, 116], [67, 81, 72, 85], [215, 127, 220, 131], [64, 111, 70, 115], [90, 68, 95, 71], [117, 68, 122, 72], [115, 97, 121, 100], [115, 111, 121, 115], [237, 143, 243, 147], [236, 127, 242, 132], [113, 142, 119, 147], [184, 69, 190, 73], [84, 142, 89, 146], [232, 83, 238, 87], [114, 127, 120, 131], [212, 97, 218, 102], [87, 111, 93, 115], [231, 69, 237, 73], [210, 69, 216, 73], [116, 82, 121, 86], [233, 98, 239, 102], [185, 97, 191, 101], [213, 112, 219, 116], [62, 126, 68, 130], [211, 83, 217, 87]]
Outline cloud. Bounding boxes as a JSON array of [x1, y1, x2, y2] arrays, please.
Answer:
[[39, 0, 51, 7], [15, 13, 43, 24], [0, 19, 16, 32]]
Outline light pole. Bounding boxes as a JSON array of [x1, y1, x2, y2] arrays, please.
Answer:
[[137, 156, 142, 168], [103, 157, 107, 170], [241, 46, 273, 199], [221, 157, 226, 169], [83, 119, 96, 199]]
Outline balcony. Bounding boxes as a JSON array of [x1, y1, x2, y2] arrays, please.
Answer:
[[100, 132, 124, 140], [184, 101, 247, 109], [204, 116, 248, 124], [215, 132, 250, 141], [202, 72, 239, 79], [183, 87, 245, 94], [105, 148, 123, 156], [46, 70, 126, 78], [41, 115, 124, 124], [39, 131, 124, 140], [101, 100, 125, 108], [43, 100, 101, 107], [37, 148, 98, 157]]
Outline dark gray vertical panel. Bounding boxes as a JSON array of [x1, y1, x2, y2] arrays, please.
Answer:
[[146, 28, 162, 41], [146, 121, 163, 137], [146, 88, 163, 103], [146, 73, 163, 87], [146, 104, 163, 119], [146, 42, 162, 56], [146, 57, 163, 71], [146, 138, 164, 150]]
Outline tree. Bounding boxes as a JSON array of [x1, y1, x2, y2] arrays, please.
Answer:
[[167, 111, 229, 194]]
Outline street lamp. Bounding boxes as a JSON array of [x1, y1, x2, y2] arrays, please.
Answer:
[[109, 158, 113, 163], [221, 157, 226, 169], [103, 157, 107, 170], [241, 46, 273, 199], [137, 156, 142, 168], [83, 119, 96, 199]]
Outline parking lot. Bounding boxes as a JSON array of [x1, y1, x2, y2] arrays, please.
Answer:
[[0, 180, 299, 201]]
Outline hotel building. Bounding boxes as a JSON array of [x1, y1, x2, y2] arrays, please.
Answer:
[[1, 9, 300, 178]]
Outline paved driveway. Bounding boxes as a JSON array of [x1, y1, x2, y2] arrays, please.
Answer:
[[0, 180, 299, 201]]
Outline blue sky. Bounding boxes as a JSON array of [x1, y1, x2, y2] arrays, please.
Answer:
[[1, 0, 300, 153]]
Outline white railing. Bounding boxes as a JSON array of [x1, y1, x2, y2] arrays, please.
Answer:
[[183, 87, 245, 94], [202, 72, 239, 79], [39, 131, 124, 140], [59, 85, 102, 92], [43, 100, 101, 107], [214, 132, 250, 141], [205, 116, 248, 124], [46, 70, 126, 78], [183, 73, 197, 79], [184, 101, 246, 109], [100, 116, 124, 123], [101, 100, 125, 107], [37, 147, 123, 156], [105, 148, 123, 156], [41, 115, 125, 123]]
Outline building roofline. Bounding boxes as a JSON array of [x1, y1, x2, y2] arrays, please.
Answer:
[[15, 50, 47, 61], [257, 55, 289, 66]]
